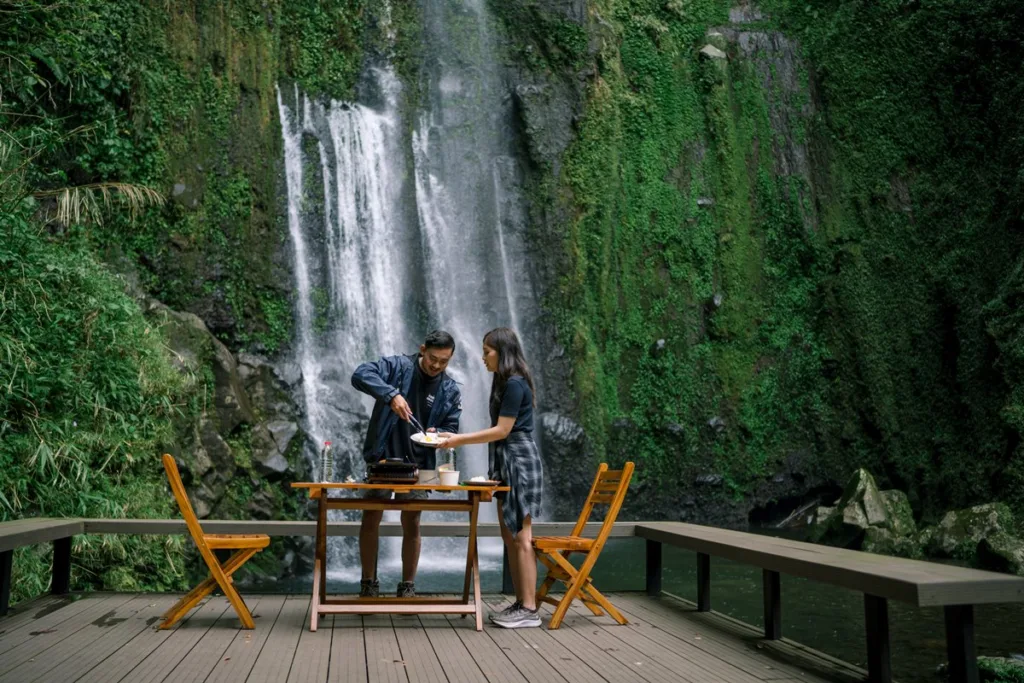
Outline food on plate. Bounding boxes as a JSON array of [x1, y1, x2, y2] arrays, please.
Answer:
[[469, 475, 489, 482]]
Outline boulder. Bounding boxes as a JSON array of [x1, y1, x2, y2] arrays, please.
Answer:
[[862, 528, 923, 559], [810, 469, 917, 548], [924, 503, 1016, 559], [977, 532, 1024, 576]]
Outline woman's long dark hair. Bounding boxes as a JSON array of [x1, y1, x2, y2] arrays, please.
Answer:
[[484, 327, 536, 425]]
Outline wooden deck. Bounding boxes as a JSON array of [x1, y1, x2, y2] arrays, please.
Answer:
[[0, 591, 865, 683]]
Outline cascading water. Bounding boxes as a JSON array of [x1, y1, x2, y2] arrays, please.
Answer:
[[277, 0, 538, 585]]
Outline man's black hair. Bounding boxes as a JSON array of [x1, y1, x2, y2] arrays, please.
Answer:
[[424, 330, 456, 352]]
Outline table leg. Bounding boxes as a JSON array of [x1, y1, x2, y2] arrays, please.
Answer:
[[318, 489, 328, 603], [311, 488, 327, 632], [462, 498, 475, 604], [469, 492, 483, 631]]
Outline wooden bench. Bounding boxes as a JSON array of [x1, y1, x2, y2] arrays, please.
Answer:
[[0, 518, 85, 615], [637, 521, 1024, 683]]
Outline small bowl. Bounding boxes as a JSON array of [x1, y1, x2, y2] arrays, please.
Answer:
[[439, 470, 460, 487]]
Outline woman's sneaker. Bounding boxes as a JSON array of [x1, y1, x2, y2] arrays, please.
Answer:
[[397, 581, 416, 598], [489, 600, 522, 624], [359, 578, 379, 598], [492, 604, 541, 629]]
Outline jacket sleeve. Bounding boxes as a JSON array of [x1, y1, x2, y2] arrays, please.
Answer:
[[439, 385, 462, 434], [351, 355, 401, 404]]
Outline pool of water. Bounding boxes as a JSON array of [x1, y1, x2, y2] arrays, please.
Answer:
[[250, 535, 1024, 682]]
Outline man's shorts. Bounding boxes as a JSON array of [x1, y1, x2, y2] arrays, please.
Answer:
[[360, 487, 429, 501]]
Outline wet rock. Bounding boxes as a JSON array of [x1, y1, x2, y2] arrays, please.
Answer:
[[923, 503, 1016, 559], [705, 30, 728, 51], [275, 361, 303, 387], [699, 45, 727, 60], [862, 528, 923, 559], [810, 468, 916, 548], [695, 473, 723, 486], [707, 416, 726, 433], [697, 197, 715, 207], [977, 532, 1024, 576], [267, 420, 299, 454], [650, 339, 667, 357]]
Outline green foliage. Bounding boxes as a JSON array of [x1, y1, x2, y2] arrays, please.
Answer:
[[0, 196, 194, 603], [507, 0, 1024, 519]]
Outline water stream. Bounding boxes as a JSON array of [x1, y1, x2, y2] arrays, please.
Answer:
[[276, 0, 535, 580]]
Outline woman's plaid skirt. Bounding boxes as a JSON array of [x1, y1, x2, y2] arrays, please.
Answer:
[[489, 431, 544, 536]]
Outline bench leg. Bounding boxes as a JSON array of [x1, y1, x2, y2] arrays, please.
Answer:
[[697, 553, 711, 612], [1, 549, 11, 616], [763, 569, 781, 640], [864, 594, 891, 683], [944, 605, 979, 683], [646, 540, 662, 597], [52, 537, 71, 595]]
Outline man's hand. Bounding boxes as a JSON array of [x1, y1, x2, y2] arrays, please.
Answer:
[[390, 394, 412, 422]]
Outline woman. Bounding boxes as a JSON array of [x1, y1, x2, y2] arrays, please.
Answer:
[[437, 327, 544, 629]]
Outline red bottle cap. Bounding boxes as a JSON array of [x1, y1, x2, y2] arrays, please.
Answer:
[[324, 441, 332, 446]]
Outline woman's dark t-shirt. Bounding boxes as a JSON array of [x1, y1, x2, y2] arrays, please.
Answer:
[[497, 375, 534, 434]]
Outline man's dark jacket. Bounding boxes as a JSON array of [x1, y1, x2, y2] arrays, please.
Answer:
[[351, 354, 462, 462]]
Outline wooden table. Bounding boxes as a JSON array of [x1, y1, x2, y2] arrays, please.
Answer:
[[290, 482, 509, 631]]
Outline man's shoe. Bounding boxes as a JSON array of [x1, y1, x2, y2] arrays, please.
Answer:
[[492, 605, 542, 629], [397, 581, 416, 598], [359, 578, 379, 598], [489, 600, 522, 624]]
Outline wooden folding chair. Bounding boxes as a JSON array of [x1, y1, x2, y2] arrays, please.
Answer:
[[533, 461, 635, 629], [160, 453, 269, 629]]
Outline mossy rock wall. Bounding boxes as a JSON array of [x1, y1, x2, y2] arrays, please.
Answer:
[[498, 0, 1024, 522]]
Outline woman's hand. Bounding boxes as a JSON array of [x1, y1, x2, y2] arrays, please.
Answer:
[[437, 432, 462, 449]]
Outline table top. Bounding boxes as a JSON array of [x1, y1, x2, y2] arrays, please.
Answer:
[[290, 482, 510, 492]]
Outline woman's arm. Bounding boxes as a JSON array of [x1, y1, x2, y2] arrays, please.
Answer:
[[438, 416, 515, 448]]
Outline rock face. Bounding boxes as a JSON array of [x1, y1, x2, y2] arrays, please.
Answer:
[[538, 412, 594, 520], [810, 468, 916, 549], [143, 298, 308, 578]]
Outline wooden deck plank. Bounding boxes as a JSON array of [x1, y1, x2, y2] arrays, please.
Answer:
[[0, 592, 134, 673], [163, 595, 266, 683], [0, 594, 62, 635], [328, 614, 369, 683], [364, 613, 409, 683], [418, 613, 485, 683], [245, 596, 309, 683], [287, 610, 333, 683], [114, 596, 231, 682], [0, 592, 123, 656], [0, 594, 173, 683], [558, 595, 774, 683], [613, 593, 816, 680], [0, 593, 864, 683], [614, 594, 854, 683], [443, 609, 531, 683], [391, 614, 447, 683], [485, 597, 595, 683], [73, 595, 201, 683], [200, 594, 286, 683], [539, 597, 699, 683]]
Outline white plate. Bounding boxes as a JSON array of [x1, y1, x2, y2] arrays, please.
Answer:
[[410, 432, 443, 446]]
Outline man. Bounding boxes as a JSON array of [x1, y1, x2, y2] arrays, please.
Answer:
[[350, 330, 462, 598]]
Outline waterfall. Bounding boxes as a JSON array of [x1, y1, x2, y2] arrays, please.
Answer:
[[276, 0, 536, 585]]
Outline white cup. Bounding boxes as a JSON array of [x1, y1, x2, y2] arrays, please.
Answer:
[[439, 470, 460, 487]]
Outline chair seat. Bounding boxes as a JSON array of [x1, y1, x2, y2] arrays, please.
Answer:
[[204, 534, 271, 550], [532, 535, 594, 552]]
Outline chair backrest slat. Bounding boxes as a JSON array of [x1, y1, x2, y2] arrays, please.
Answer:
[[568, 463, 607, 537], [583, 461, 634, 552], [162, 453, 208, 550]]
